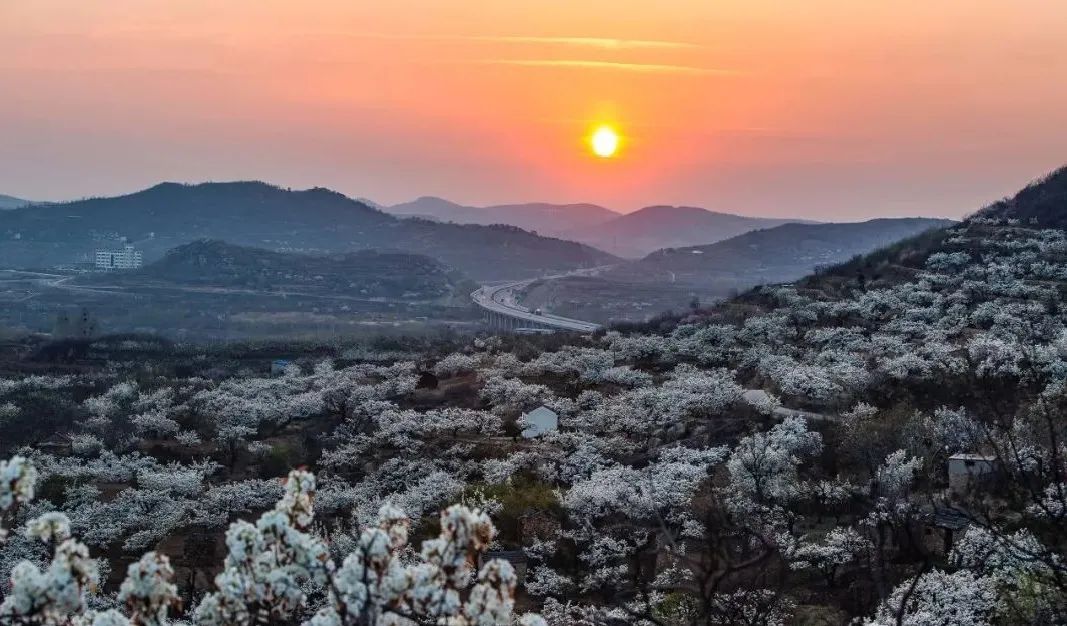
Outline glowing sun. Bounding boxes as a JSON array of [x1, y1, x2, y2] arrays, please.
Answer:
[[590, 125, 619, 158]]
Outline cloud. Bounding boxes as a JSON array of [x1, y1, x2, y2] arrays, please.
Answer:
[[472, 36, 700, 50], [478, 59, 736, 76], [346, 33, 699, 50]]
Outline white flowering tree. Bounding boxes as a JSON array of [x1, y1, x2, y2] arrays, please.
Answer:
[[1, 456, 36, 545], [432, 352, 479, 378], [778, 526, 871, 587], [0, 455, 541, 626], [864, 568, 997, 626], [0, 493, 180, 626]]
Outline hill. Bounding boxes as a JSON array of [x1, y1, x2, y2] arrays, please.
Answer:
[[973, 165, 1067, 227], [0, 182, 617, 280], [606, 217, 954, 294], [564, 205, 812, 258], [387, 196, 481, 223], [515, 218, 952, 323], [99, 240, 470, 300], [3, 240, 482, 339], [6, 166, 1067, 625], [0, 194, 31, 210], [793, 164, 1067, 296], [386, 196, 618, 236]]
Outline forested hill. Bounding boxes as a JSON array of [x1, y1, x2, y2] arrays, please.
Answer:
[[599, 165, 1067, 619], [973, 165, 1067, 227], [88, 240, 471, 300], [0, 181, 617, 280], [792, 165, 1067, 297]]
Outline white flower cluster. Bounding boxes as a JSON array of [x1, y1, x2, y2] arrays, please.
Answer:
[[866, 569, 997, 626], [726, 416, 822, 508], [779, 526, 871, 582], [433, 352, 479, 377], [118, 552, 181, 626], [194, 470, 331, 625], [0, 455, 37, 543], [310, 503, 533, 625], [0, 456, 184, 626], [1, 454, 540, 626], [1, 513, 98, 623]]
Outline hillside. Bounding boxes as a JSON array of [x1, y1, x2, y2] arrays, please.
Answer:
[[96, 240, 470, 300], [974, 165, 1067, 227], [0, 240, 483, 339], [5, 166, 1067, 625], [7, 169, 1067, 626], [0, 182, 617, 280], [517, 217, 953, 322], [786, 166, 1067, 298], [0, 194, 30, 210], [387, 196, 482, 223], [564, 204, 811, 258], [387, 196, 618, 236], [610, 217, 953, 293]]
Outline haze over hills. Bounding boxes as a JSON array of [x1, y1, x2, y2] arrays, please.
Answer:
[[0, 182, 617, 281], [387, 197, 826, 258], [610, 217, 954, 291], [515, 217, 953, 323], [564, 205, 817, 258], [386, 196, 619, 236], [0, 240, 481, 340], [801, 165, 1067, 297], [89, 239, 472, 301]]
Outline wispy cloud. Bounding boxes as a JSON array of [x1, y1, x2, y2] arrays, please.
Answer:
[[344, 33, 700, 50], [478, 59, 736, 76], [472, 36, 700, 50]]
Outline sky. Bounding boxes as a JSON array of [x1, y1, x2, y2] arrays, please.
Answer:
[[1, 1, 1066, 220]]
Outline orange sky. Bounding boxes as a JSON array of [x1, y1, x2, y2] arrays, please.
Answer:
[[1, 1, 1066, 219]]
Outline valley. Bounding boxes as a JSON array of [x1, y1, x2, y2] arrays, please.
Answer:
[[3, 3, 1066, 624]]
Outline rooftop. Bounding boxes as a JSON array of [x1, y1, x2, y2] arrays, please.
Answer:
[[948, 453, 997, 461]]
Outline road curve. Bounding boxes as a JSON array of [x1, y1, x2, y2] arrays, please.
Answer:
[[471, 277, 602, 333]]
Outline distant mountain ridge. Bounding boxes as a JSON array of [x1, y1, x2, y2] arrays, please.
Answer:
[[387, 196, 820, 258], [0, 181, 617, 280], [386, 196, 619, 236], [564, 205, 818, 258], [609, 217, 954, 292]]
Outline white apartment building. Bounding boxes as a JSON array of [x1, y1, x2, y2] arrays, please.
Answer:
[[95, 244, 143, 270]]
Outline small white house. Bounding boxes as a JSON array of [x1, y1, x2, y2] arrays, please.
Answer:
[[947, 453, 998, 494], [521, 405, 558, 439]]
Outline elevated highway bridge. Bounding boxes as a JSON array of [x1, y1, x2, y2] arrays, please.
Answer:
[[471, 278, 602, 334]]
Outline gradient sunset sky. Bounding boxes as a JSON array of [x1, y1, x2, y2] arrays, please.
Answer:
[[2, 1, 1066, 219]]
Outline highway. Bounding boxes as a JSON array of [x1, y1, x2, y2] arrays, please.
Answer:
[[471, 271, 604, 333]]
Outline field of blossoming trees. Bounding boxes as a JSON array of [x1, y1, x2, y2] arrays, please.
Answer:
[[3, 168, 1067, 625]]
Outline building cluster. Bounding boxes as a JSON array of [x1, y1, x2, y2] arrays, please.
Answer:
[[94, 244, 142, 270]]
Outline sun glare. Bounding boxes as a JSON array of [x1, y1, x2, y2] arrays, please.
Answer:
[[590, 125, 619, 158]]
